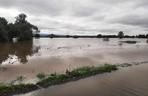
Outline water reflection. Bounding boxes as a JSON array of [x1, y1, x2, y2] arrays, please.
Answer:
[[118, 42, 123, 46], [0, 40, 40, 64]]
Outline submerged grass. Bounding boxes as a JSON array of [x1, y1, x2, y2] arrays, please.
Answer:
[[36, 73, 46, 80], [37, 64, 118, 87], [0, 64, 117, 96], [0, 84, 38, 96]]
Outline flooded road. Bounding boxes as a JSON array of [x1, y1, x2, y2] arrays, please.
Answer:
[[0, 38, 148, 84]]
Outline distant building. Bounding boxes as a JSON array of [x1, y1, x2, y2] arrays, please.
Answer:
[[118, 31, 124, 39]]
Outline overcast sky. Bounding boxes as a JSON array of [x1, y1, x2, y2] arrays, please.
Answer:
[[0, 0, 148, 35]]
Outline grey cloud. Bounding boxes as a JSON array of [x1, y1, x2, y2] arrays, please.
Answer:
[[111, 15, 148, 28], [0, 0, 66, 16], [132, 0, 148, 8], [70, 6, 96, 17], [0, 0, 147, 35], [0, 0, 99, 17], [99, 29, 119, 33]]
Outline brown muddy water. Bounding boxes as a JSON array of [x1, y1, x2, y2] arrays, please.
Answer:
[[0, 38, 148, 96], [17, 64, 148, 96]]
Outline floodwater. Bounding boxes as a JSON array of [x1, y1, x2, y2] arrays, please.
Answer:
[[0, 38, 148, 83], [0, 38, 148, 95], [17, 64, 148, 96]]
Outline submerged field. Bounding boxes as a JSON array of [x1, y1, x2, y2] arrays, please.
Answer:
[[0, 64, 118, 96], [0, 38, 148, 96]]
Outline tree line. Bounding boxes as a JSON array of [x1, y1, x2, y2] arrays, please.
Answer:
[[0, 13, 39, 42]]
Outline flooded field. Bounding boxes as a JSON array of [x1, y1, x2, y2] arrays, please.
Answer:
[[0, 38, 148, 83], [0, 38, 148, 96]]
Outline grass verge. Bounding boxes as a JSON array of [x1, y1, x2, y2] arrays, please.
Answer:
[[37, 64, 117, 87], [0, 64, 117, 96]]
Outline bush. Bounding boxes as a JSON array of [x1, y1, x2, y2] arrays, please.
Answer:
[[36, 73, 46, 80]]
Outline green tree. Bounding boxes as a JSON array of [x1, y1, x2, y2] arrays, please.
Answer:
[[118, 31, 124, 39], [0, 13, 39, 42], [7, 23, 18, 41], [15, 13, 39, 41], [0, 17, 8, 26], [0, 17, 8, 42], [15, 13, 27, 24]]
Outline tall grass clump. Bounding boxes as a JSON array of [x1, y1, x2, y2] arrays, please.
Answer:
[[36, 73, 46, 80]]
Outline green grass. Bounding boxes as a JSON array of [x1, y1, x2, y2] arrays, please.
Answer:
[[37, 64, 118, 87], [36, 73, 46, 80], [10, 75, 25, 85], [0, 84, 38, 96], [0, 64, 118, 95]]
